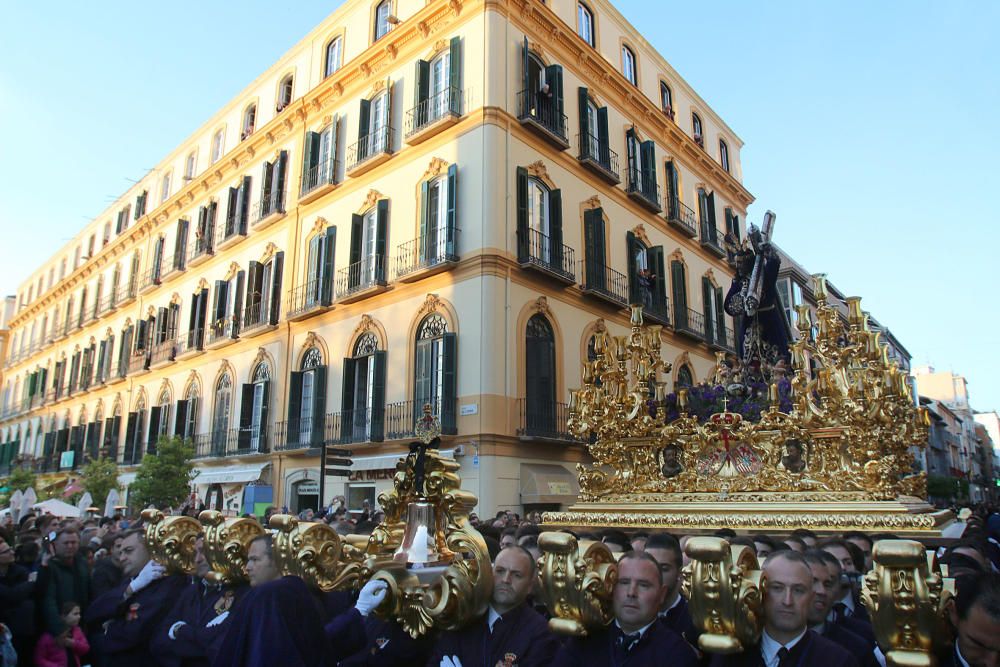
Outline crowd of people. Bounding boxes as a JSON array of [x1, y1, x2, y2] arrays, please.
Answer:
[[1, 503, 1000, 666]]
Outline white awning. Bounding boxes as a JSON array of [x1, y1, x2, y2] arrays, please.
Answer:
[[519, 463, 579, 505], [117, 472, 137, 486], [351, 450, 453, 472], [193, 463, 267, 486]]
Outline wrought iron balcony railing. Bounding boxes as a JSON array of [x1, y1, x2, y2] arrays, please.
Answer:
[[405, 86, 462, 137], [394, 227, 459, 279], [579, 261, 629, 308], [626, 173, 662, 212], [336, 255, 387, 298], [674, 306, 706, 339], [516, 399, 578, 441], [665, 198, 698, 237], [300, 160, 338, 198], [517, 89, 568, 145], [346, 126, 394, 172], [517, 228, 575, 283], [577, 132, 620, 182]]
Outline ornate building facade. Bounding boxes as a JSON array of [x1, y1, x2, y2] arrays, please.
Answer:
[[0, 0, 750, 515]]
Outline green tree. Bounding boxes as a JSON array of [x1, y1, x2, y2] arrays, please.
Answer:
[[81, 457, 120, 508], [4, 467, 37, 494], [129, 436, 198, 510]]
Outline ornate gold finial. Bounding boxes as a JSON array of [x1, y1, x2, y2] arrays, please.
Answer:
[[141, 509, 200, 575], [414, 403, 442, 445]]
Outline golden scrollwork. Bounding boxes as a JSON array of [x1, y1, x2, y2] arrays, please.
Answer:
[[198, 510, 264, 585], [141, 509, 201, 575], [682, 537, 763, 654], [537, 532, 616, 637], [269, 514, 365, 592], [861, 540, 954, 667]]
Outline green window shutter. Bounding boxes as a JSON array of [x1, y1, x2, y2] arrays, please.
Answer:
[[238, 176, 251, 233], [583, 207, 605, 291], [414, 59, 430, 127], [272, 151, 287, 213], [287, 371, 303, 445], [626, 231, 642, 305], [707, 192, 717, 240], [340, 359, 355, 443], [245, 261, 262, 322], [349, 214, 363, 268], [648, 245, 667, 317], [321, 226, 337, 306], [260, 160, 274, 211], [448, 36, 461, 113], [640, 140, 657, 200], [370, 350, 387, 442], [715, 287, 726, 344], [549, 188, 563, 269], [311, 365, 327, 445], [302, 131, 319, 193], [419, 179, 431, 259], [671, 260, 687, 326], [358, 98, 371, 144], [665, 160, 679, 219], [174, 400, 188, 438], [521, 37, 530, 96], [269, 251, 284, 325], [441, 332, 457, 434], [237, 384, 254, 451], [702, 277, 714, 342], [232, 270, 245, 335], [626, 128, 639, 190], [516, 167, 529, 261], [545, 64, 564, 135], [375, 199, 389, 282], [578, 87, 590, 145], [445, 163, 458, 258], [175, 219, 189, 270], [596, 106, 610, 165]]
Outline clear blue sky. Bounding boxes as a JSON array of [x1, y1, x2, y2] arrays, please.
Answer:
[[1, 2, 998, 412]]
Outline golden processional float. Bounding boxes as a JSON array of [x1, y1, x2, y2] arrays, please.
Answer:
[[141, 216, 956, 665]]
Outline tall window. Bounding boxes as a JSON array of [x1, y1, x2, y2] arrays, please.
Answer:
[[577, 2, 595, 46], [424, 175, 449, 260], [181, 383, 199, 441], [374, 0, 391, 41], [211, 129, 225, 164], [299, 347, 323, 442], [525, 314, 556, 432], [370, 91, 389, 154], [660, 82, 674, 119], [277, 75, 293, 111], [526, 178, 550, 262], [184, 152, 197, 180], [692, 112, 703, 145], [428, 49, 451, 121], [621, 45, 637, 86], [241, 104, 256, 140], [213, 373, 232, 451], [414, 314, 447, 419], [248, 362, 270, 451], [719, 139, 730, 172], [325, 37, 342, 77], [160, 172, 171, 203], [156, 389, 171, 440], [350, 333, 379, 441], [361, 207, 379, 283]]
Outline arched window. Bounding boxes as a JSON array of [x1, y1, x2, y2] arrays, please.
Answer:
[[577, 2, 595, 46], [160, 172, 171, 203], [155, 388, 171, 443], [719, 139, 730, 172], [526, 177, 551, 262], [691, 113, 703, 146], [277, 75, 294, 112], [660, 82, 674, 120], [344, 333, 385, 442], [212, 373, 232, 453], [184, 152, 197, 180], [241, 104, 256, 141], [414, 314, 455, 429], [211, 129, 225, 164], [125, 396, 146, 465], [297, 347, 325, 446], [324, 37, 342, 77], [180, 382, 199, 442], [621, 45, 637, 86], [676, 364, 694, 388], [525, 314, 556, 433], [103, 221, 112, 246], [373, 0, 391, 41], [242, 362, 271, 452]]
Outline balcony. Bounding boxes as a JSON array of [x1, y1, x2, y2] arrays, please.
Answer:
[[162, 252, 186, 278], [216, 218, 248, 252], [206, 316, 239, 349], [335, 407, 383, 445], [641, 296, 671, 327], [193, 427, 271, 458], [188, 232, 214, 267], [517, 228, 575, 285], [516, 399, 577, 441], [149, 339, 176, 369], [517, 90, 569, 149], [405, 86, 463, 145], [665, 198, 698, 238], [395, 228, 459, 282], [97, 293, 116, 317], [579, 261, 629, 309], [138, 266, 162, 295], [127, 352, 150, 375], [275, 415, 328, 452], [287, 280, 330, 322], [250, 198, 285, 231], [577, 132, 620, 184], [241, 301, 275, 338], [707, 323, 736, 353], [674, 306, 706, 340], [346, 126, 394, 177], [385, 398, 458, 440], [626, 174, 662, 213], [116, 281, 138, 308], [175, 328, 205, 360], [299, 161, 338, 206], [336, 256, 389, 303], [699, 222, 726, 258]]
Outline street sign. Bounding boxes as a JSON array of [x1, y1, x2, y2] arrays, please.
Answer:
[[323, 468, 353, 477], [326, 458, 353, 467], [325, 447, 353, 457]]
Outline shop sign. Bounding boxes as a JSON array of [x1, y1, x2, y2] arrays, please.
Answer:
[[347, 468, 396, 482]]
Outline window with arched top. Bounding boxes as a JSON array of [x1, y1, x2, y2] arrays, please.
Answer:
[[238, 362, 272, 452], [212, 373, 232, 453], [289, 347, 326, 448], [719, 139, 730, 173], [241, 104, 256, 140], [577, 2, 595, 46], [325, 37, 342, 77], [660, 82, 674, 119], [185, 152, 197, 180], [123, 396, 147, 465], [178, 381, 199, 442], [152, 388, 171, 447], [211, 129, 225, 164], [525, 314, 556, 433], [414, 314, 456, 432], [691, 112, 703, 146], [373, 0, 391, 41], [277, 75, 293, 112], [621, 45, 637, 86], [342, 332, 386, 443]]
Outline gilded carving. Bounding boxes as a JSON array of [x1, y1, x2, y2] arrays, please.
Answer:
[[417, 293, 442, 318], [360, 189, 386, 212], [260, 242, 278, 263], [422, 157, 449, 181]]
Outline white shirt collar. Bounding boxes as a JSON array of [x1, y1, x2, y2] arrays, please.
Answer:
[[487, 606, 502, 632], [839, 592, 856, 613], [614, 618, 656, 640], [760, 629, 807, 667], [658, 593, 683, 617], [956, 643, 972, 667]]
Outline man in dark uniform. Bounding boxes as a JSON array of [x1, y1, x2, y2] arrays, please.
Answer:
[[939, 571, 1000, 666], [802, 550, 879, 667], [709, 550, 858, 666], [150, 534, 248, 667], [554, 551, 699, 667], [429, 545, 559, 667], [818, 551, 877, 647], [644, 533, 697, 646], [85, 528, 187, 667]]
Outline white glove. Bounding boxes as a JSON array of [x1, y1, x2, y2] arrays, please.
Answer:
[[206, 611, 229, 627], [440, 657, 463, 667], [355, 580, 388, 616], [130, 560, 166, 594], [168, 621, 186, 640]]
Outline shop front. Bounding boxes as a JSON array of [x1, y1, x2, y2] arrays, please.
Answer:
[[194, 463, 269, 517]]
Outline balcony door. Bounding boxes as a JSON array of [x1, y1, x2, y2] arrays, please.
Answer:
[[429, 50, 451, 121], [370, 92, 388, 154], [213, 373, 232, 454], [526, 178, 550, 263], [361, 208, 379, 284], [351, 334, 378, 442], [525, 314, 556, 433]]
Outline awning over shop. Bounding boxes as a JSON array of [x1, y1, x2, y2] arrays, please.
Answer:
[[351, 450, 453, 472], [117, 472, 137, 487], [519, 463, 579, 505], [193, 463, 267, 486]]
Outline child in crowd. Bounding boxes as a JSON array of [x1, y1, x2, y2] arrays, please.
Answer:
[[33, 601, 89, 667]]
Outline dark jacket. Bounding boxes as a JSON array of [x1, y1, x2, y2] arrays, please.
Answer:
[[340, 615, 435, 666], [660, 595, 698, 647], [0, 562, 35, 639], [150, 577, 248, 667], [90, 558, 123, 599], [428, 603, 560, 667], [37, 554, 91, 635], [707, 630, 859, 667], [820, 623, 879, 667], [554, 620, 699, 667], [86, 573, 187, 667]]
